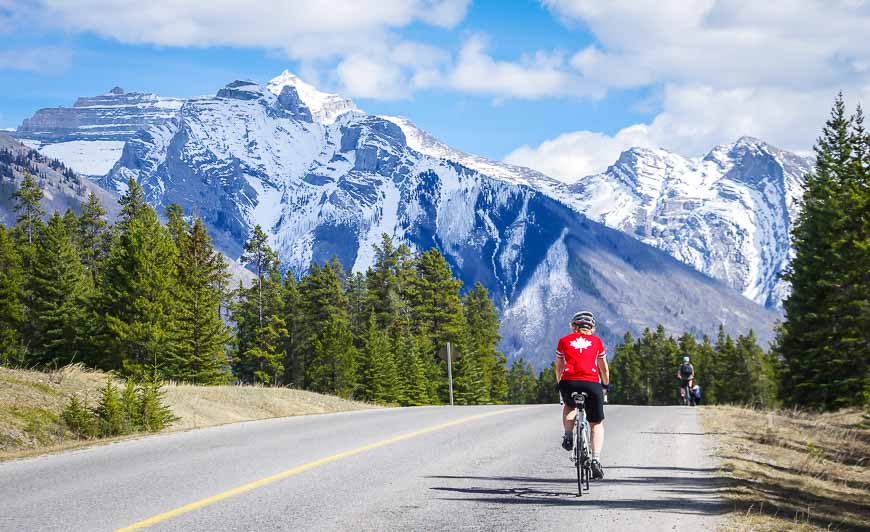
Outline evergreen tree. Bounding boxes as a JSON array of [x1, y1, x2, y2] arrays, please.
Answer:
[[453, 349, 486, 405], [30, 212, 87, 366], [164, 203, 189, 246], [233, 226, 285, 384], [0, 226, 24, 365], [507, 358, 538, 404], [778, 95, 870, 409], [463, 283, 501, 403], [394, 331, 428, 406], [76, 192, 108, 288], [12, 171, 44, 247], [357, 316, 398, 403], [610, 332, 642, 404], [167, 218, 231, 384], [96, 181, 177, 376]]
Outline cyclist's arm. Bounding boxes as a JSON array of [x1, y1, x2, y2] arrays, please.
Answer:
[[555, 351, 565, 382], [596, 348, 609, 386]]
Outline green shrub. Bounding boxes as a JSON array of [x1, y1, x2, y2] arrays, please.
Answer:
[[94, 377, 125, 437], [62, 396, 97, 438], [139, 380, 178, 432]]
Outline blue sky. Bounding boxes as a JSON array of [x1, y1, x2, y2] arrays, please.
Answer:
[[1, 1, 868, 180]]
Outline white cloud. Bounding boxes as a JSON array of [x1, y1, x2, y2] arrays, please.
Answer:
[[13, 0, 470, 101], [499, 1, 870, 180], [505, 124, 653, 181], [0, 46, 73, 73], [336, 54, 409, 100], [545, 0, 870, 91], [446, 35, 599, 99], [33, 0, 469, 55]]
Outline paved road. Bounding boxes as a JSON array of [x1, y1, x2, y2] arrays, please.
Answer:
[[0, 405, 725, 531]]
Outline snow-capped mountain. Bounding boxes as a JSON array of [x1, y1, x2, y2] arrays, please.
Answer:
[[102, 75, 779, 366], [383, 118, 811, 309], [13, 87, 184, 176], [563, 140, 812, 308], [266, 70, 358, 124]]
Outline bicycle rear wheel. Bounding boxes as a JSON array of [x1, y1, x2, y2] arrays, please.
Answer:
[[575, 426, 583, 496]]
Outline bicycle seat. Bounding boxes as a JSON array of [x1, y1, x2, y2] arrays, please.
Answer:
[[571, 392, 588, 403]]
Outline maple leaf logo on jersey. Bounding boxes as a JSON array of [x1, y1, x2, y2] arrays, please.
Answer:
[[570, 337, 592, 350]]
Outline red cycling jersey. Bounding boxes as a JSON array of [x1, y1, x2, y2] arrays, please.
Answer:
[[556, 332, 606, 382]]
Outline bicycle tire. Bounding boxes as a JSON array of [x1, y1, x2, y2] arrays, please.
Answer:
[[575, 418, 583, 496], [583, 422, 591, 491]]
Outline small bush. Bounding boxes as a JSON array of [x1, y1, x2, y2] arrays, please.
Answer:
[[94, 377, 125, 436], [62, 396, 97, 438], [60, 376, 178, 440], [139, 380, 178, 432]]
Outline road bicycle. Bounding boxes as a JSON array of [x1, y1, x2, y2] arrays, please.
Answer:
[[570, 392, 592, 496]]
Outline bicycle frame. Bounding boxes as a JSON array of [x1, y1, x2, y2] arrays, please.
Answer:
[[571, 392, 592, 496]]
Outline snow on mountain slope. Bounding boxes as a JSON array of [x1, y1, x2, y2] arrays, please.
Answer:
[[383, 116, 811, 309], [14, 87, 184, 176], [564, 139, 812, 308], [104, 76, 780, 366], [382, 115, 567, 192], [267, 70, 358, 124]]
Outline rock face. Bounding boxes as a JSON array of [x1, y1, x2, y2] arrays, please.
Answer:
[[388, 116, 811, 309], [15, 87, 184, 142], [563, 140, 812, 308], [104, 76, 780, 367], [13, 87, 184, 176]]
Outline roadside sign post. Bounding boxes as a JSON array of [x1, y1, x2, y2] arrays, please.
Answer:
[[439, 342, 458, 406], [447, 342, 454, 406]]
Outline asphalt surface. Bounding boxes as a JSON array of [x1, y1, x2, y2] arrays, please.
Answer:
[[0, 404, 725, 531]]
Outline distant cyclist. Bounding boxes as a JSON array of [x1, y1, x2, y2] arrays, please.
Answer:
[[677, 356, 695, 405], [555, 311, 609, 480]]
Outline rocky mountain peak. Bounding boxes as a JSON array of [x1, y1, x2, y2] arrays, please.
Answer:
[[266, 70, 358, 125], [109, 86, 124, 95]]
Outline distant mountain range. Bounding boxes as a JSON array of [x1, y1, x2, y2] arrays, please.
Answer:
[[8, 72, 805, 365]]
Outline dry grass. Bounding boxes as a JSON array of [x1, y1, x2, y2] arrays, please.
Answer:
[[703, 405, 870, 531], [0, 365, 376, 461]]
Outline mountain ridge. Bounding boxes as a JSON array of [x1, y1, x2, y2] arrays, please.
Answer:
[[99, 76, 780, 367]]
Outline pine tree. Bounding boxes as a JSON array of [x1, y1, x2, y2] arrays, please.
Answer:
[[357, 316, 397, 403], [12, 171, 44, 248], [30, 212, 87, 367], [96, 180, 177, 376], [164, 203, 189, 246], [394, 332, 428, 406], [233, 226, 286, 384], [463, 283, 501, 403], [0, 226, 24, 365], [453, 349, 486, 405], [168, 218, 231, 384], [778, 95, 870, 409], [76, 192, 108, 288], [610, 332, 642, 404], [309, 318, 357, 397]]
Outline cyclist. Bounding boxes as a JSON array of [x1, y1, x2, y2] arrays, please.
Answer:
[[555, 311, 609, 480], [677, 356, 695, 405]]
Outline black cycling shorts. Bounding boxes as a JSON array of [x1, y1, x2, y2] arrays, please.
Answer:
[[559, 379, 605, 423]]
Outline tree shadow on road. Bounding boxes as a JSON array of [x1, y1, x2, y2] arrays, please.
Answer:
[[426, 466, 728, 515]]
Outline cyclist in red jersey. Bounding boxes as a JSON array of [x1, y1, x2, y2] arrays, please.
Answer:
[[555, 311, 609, 480]]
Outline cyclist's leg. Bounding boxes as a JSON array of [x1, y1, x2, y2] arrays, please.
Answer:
[[562, 403, 574, 432], [581, 381, 605, 456], [558, 381, 576, 432]]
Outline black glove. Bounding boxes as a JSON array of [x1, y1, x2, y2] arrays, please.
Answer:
[[554, 381, 561, 393], [602, 383, 611, 393]]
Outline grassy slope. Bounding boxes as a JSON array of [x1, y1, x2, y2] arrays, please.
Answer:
[[0, 365, 375, 461], [703, 405, 869, 531]]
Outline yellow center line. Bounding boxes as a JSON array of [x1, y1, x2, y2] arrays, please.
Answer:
[[116, 407, 527, 531]]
